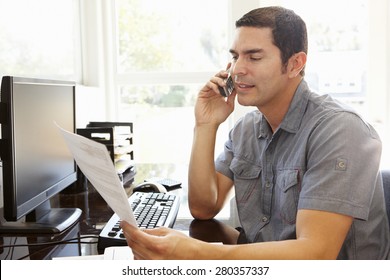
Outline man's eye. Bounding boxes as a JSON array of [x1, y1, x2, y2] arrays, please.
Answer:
[[251, 57, 262, 61]]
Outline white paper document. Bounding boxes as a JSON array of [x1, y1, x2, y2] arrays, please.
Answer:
[[103, 246, 134, 260], [57, 124, 137, 227]]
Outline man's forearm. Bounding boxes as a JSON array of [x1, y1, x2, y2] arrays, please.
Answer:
[[188, 124, 220, 219]]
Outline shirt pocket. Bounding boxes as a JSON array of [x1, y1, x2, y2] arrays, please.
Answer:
[[276, 169, 301, 225], [231, 157, 262, 203]]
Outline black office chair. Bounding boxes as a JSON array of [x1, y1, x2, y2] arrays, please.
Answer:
[[381, 170, 390, 227]]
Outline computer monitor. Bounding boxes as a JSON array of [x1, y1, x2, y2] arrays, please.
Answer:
[[0, 76, 81, 234]]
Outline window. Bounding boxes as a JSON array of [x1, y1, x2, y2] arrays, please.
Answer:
[[116, 0, 229, 73], [0, 0, 81, 81], [113, 0, 231, 167]]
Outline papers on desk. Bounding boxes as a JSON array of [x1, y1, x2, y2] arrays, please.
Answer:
[[103, 246, 133, 260], [52, 246, 134, 260], [57, 124, 137, 227]]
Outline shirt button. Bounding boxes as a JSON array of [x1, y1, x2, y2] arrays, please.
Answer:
[[336, 158, 347, 171], [265, 181, 271, 188], [262, 216, 268, 222]]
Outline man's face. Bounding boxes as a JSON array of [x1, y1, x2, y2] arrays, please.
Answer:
[[229, 27, 290, 110]]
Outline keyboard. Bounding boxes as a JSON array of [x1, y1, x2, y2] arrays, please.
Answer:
[[97, 191, 180, 253]]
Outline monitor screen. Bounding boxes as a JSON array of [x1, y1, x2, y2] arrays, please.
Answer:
[[0, 76, 81, 234]]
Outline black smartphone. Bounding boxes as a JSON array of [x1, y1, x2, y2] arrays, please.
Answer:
[[218, 73, 235, 97]]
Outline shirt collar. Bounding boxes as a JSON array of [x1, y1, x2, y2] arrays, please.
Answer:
[[279, 79, 310, 134], [258, 79, 310, 138], [258, 115, 272, 139]]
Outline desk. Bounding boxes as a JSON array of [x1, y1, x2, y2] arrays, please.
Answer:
[[0, 164, 239, 259]]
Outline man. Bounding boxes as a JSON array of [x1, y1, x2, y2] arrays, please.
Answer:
[[121, 6, 390, 259]]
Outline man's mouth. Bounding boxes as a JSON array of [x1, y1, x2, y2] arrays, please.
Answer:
[[235, 82, 255, 90]]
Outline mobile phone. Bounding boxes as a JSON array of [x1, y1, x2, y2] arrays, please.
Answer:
[[218, 73, 235, 97]]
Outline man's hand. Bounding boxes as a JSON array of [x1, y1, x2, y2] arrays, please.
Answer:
[[194, 70, 237, 127], [120, 221, 201, 260]]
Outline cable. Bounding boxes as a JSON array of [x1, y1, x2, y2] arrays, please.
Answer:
[[0, 235, 99, 260], [2, 237, 17, 260], [0, 235, 98, 249], [15, 236, 100, 260]]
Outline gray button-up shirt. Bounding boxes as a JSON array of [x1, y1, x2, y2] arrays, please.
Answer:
[[215, 80, 390, 259]]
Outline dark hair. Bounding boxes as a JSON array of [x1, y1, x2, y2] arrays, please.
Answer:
[[236, 6, 308, 76]]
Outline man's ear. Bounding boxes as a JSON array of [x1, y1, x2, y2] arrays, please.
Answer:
[[288, 52, 307, 78]]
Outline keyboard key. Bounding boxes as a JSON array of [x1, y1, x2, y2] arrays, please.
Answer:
[[156, 215, 167, 227]]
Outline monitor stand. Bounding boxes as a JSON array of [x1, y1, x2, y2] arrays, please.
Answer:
[[0, 201, 82, 234]]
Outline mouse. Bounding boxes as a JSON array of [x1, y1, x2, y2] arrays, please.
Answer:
[[132, 181, 167, 193]]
